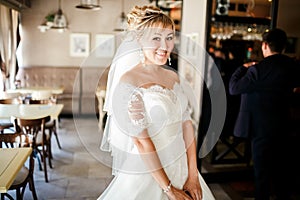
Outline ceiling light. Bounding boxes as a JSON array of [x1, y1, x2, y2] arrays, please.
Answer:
[[52, 0, 68, 31], [76, 0, 102, 10], [114, 0, 127, 31], [157, 0, 182, 10]]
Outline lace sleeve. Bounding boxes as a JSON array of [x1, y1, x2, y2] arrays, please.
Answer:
[[128, 90, 148, 129], [110, 83, 149, 137]]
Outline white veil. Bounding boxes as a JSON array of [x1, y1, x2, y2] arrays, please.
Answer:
[[102, 34, 141, 115], [100, 33, 145, 174]]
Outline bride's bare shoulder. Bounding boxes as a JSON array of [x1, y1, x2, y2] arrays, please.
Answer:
[[162, 67, 180, 83], [119, 66, 141, 85]]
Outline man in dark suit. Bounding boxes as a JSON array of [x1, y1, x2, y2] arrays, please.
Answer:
[[229, 28, 300, 200]]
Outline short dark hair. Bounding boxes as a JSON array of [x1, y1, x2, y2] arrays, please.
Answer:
[[262, 28, 287, 53]]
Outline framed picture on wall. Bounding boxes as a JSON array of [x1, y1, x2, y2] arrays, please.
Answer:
[[95, 34, 115, 58], [70, 33, 90, 57]]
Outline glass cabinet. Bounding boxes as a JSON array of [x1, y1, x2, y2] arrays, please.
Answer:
[[206, 0, 278, 63]]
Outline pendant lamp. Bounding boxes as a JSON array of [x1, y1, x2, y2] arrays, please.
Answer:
[[114, 0, 127, 31], [52, 0, 68, 32], [76, 0, 102, 10], [38, 0, 68, 33]]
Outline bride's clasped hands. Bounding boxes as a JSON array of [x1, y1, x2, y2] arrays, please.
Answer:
[[182, 174, 203, 200], [165, 174, 203, 200], [165, 187, 194, 200]]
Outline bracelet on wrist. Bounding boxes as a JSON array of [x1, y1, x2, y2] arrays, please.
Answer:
[[163, 181, 172, 193]]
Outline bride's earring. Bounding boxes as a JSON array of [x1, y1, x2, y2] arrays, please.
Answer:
[[168, 57, 171, 66], [140, 48, 145, 67]]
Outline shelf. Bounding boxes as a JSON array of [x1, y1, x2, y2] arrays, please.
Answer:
[[212, 15, 271, 26]]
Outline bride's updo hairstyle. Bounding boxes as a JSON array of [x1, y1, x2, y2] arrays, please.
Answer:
[[127, 5, 175, 36]]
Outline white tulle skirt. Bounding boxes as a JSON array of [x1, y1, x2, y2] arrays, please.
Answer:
[[98, 172, 215, 200], [97, 154, 216, 200]]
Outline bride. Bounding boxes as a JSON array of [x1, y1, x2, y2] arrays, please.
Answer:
[[98, 5, 215, 200]]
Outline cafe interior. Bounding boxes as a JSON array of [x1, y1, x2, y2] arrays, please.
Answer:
[[0, 0, 300, 199]]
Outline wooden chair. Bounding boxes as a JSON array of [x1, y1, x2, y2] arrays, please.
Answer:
[[13, 116, 52, 183], [96, 90, 107, 131], [0, 133, 38, 200], [0, 98, 21, 134], [0, 98, 21, 104], [0, 122, 14, 134], [28, 99, 62, 149], [96, 66, 109, 131]]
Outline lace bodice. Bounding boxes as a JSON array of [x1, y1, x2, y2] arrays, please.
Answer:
[[101, 82, 192, 174], [113, 82, 191, 136]]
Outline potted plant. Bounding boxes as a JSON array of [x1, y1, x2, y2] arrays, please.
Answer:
[[45, 13, 55, 27]]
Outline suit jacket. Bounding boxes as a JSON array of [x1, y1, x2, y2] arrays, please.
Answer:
[[229, 54, 300, 138]]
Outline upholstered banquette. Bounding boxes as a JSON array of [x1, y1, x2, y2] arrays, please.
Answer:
[[16, 66, 107, 116]]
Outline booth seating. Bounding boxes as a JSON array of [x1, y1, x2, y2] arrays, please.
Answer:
[[16, 66, 107, 116]]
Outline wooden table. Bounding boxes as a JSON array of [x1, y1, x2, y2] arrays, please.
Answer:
[[6, 86, 64, 102], [0, 104, 64, 130], [0, 104, 64, 121], [0, 148, 32, 193], [6, 86, 64, 95]]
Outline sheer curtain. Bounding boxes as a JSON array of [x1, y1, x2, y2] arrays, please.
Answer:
[[0, 5, 19, 91]]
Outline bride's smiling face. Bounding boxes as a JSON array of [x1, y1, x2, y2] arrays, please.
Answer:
[[140, 24, 175, 66]]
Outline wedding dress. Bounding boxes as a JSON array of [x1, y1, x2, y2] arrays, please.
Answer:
[[98, 82, 216, 200]]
